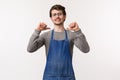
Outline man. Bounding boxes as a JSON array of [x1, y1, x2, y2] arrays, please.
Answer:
[[27, 4, 90, 80]]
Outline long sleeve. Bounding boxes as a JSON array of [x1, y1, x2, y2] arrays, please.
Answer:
[[73, 30, 90, 53], [27, 29, 45, 53]]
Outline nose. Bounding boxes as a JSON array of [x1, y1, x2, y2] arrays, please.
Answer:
[[56, 14, 59, 18]]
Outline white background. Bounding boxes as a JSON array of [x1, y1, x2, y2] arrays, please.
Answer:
[[0, 0, 120, 80]]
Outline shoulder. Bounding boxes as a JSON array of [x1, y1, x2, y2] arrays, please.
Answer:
[[66, 30, 75, 40], [41, 30, 51, 35], [40, 30, 52, 39], [66, 30, 83, 40], [66, 30, 74, 36]]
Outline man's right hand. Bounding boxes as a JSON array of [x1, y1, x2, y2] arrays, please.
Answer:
[[36, 22, 50, 31]]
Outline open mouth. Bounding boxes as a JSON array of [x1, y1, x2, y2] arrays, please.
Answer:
[[56, 19, 60, 21], [55, 18, 61, 21]]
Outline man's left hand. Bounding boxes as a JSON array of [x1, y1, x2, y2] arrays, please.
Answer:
[[66, 22, 80, 31]]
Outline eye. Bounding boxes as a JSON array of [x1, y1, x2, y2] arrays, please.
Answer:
[[58, 13, 62, 16], [52, 13, 57, 16], [52, 13, 63, 17]]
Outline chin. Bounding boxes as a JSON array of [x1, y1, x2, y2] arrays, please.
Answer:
[[55, 23, 62, 25], [54, 22, 64, 25]]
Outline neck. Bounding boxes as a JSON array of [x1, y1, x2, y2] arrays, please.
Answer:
[[54, 24, 65, 32]]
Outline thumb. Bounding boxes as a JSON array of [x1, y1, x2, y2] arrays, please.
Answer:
[[66, 27, 70, 30], [66, 26, 73, 30], [45, 27, 51, 30]]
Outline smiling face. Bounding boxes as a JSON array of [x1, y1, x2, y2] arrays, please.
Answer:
[[50, 9, 66, 25]]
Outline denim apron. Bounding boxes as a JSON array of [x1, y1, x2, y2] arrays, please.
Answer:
[[43, 30, 76, 80]]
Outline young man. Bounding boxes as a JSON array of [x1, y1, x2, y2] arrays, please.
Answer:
[[27, 4, 90, 80]]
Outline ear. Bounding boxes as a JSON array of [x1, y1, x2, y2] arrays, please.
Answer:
[[50, 17, 53, 21], [64, 15, 66, 21], [64, 15, 66, 19]]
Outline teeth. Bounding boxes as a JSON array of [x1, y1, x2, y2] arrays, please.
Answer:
[[56, 19, 60, 20]]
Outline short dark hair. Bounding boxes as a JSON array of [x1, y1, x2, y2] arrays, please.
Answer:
[[49, 4, 66, 17]]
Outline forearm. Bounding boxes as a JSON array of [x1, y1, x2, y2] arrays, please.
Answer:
[[73, 30, 90, 53], [27, 30, 44, 53]]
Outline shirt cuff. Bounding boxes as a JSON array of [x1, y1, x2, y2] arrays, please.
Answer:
[[74, 29, 82, 34], [33, 29, 41, 36]]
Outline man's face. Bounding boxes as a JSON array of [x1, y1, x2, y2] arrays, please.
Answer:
[[50, 10, 66, 25]]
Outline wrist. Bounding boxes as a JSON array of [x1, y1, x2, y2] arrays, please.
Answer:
[[35, 28, 42, 32], [34, 29, 41, 35], [74, 28, 80, 32], [36, 27, 42, 31]]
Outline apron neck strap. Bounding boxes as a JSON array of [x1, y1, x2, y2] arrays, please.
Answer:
[[51, 29, 68, 40]]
